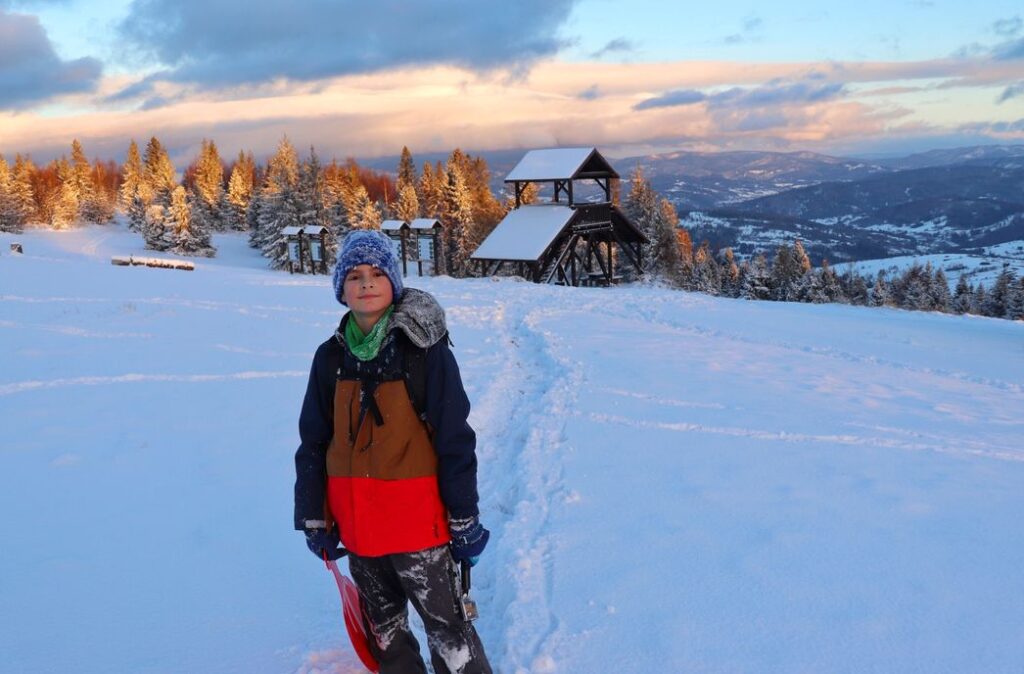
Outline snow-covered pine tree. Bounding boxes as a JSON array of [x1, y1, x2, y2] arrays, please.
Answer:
[[691, 241, 722, 294], [297, 147, 331, 267], [417, 161, 445, 219], [840, 266, 870, 305], [143, 137, 176, 207], [986, 264, 1016, 318], [624, 166, 658, 274], [1005, 278, 1024, 320], [971, 283, 988, 316], [397, 146, 416, 192], [819, 260, 845, 303], [10, 155, 36, 226], [870, 270, 893, 307], [395, 182, 420, 223], [70, 140, 105, 223], [189, 139, 225, 232], [49, 158, 79, 229], [172, 186, 216, 257], [952, 274, 973, 314], [143, 201, 172, 251], [797, 269, 826, 303], [120, 140, 144, 213], [0, 155, 21, 233], [740, 253, 772, 299], [226, 151, 255, 231], [719, 247, 740, 296], [930, 268, 952, 312], [442, 154, 474, 276], [256, 137, 301, 268], [771, 244, 798, 301]]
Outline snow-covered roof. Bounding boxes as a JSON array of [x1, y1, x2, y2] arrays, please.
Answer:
[[409, 218, 442, 230], [282, 225, 329, 236], [505, 148, 597, 182], [380, 220, 407, 231], [471, 205, 575, 262]]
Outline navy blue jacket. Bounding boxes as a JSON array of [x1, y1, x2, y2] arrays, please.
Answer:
[[293, 318, 480, 531]]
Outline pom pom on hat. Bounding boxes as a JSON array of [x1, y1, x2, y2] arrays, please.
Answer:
[[332, 230, 404, 305]]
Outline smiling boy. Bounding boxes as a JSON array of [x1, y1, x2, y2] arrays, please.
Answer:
[[294, 230, 492, 674]]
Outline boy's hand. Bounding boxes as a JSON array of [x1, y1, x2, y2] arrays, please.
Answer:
[[449, 516, 489, 564], [304, 526, 347, 561]]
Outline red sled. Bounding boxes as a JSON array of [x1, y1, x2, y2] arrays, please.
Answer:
[[327, 559, 380, 673]]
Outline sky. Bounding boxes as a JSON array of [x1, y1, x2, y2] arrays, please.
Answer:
[[0, 0, 1022, 166]]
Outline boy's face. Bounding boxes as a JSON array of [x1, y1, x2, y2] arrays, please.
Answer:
[[343, 264, 394, 321]]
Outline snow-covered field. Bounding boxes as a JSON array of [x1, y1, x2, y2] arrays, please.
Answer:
[[2, 224, 1023, 674], [845, 249, 1024, 289]]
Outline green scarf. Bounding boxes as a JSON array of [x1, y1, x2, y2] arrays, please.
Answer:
[[344, 306, 394, 361]]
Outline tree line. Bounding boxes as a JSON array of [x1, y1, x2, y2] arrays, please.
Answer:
[[623, 167, 1024, 322]]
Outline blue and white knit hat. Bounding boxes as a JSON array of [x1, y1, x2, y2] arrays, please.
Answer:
[[332, 230, 404, 305]]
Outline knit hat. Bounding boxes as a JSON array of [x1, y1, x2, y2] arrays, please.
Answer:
[[332, 230, 404, 305]]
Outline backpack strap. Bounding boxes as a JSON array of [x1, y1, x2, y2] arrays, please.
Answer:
[[400, 331, 453, 421]]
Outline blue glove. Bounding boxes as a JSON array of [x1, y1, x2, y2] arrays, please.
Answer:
[[449, 516, 489, 565], [304, 526, 347, 561]]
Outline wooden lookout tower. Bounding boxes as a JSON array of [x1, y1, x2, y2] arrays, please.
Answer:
[[470, 147, 646, 286]]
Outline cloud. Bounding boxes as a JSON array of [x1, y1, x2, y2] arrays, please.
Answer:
[[634, 80, 844, 111], [993, 38, 1024, 59], [724, 15, 763, 44], [118, 0, 578, 88], [993, 16, 1022, 37], [959, 118, 1024, 134], [577, 84, 602, 100], [0, 9, 102, 108], [590, 38, 636, 59], [634, 89, 707, 110], [997, 82, 1024, 103]]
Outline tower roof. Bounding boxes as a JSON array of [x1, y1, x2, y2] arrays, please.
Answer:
[[505, 147, 618, 182]]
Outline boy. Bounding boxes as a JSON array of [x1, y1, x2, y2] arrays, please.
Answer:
[[294, 230, 492, 674]]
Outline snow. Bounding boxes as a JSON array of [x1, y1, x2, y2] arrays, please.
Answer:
[[849, 253, 1024, 288], [380, 220, 406, 231], [470, 205, 574, 262], [2, 223, 1024, 674], [505, 148, 596, 182], [408, 218, 441, 231]]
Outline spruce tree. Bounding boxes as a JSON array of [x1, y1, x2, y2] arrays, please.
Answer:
[[740, 254, 772, 299], [720, 247, 740, 296], [1005, 278, 1024, 320], [11, 155, 37, 226], [0, 155, 21, 233], [952, 274, 973, 314], [190, 139, 225, 232], [256, 137, 301, 268], [395, 182, 420, 223], [120, 140, 144, 212], [771, 244, 799, 301], [819, 260, 845, 303], [986, 264, 1016, 318], [143, 137, 176, 206], [173, 186, 215, 257], [442, 156, 474, 276], [930, 268, 952, 313], [971, 283, 988, 316], [50, 158, 79, 229], [70, 139, 106, 223], [691, 241, 722, 294], [226, 151, 255, 231], [297, 147, 331, 267], [870, 270, 893, 307], [397, 146, 416, 191]]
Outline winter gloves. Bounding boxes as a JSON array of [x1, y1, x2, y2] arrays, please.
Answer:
[[448, 516, 490, 566], [305, 525, 347, 561]]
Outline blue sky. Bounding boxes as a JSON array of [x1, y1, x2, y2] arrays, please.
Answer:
[[0, 0, 1021, 162]]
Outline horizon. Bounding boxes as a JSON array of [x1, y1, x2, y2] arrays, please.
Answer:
[[1, 1, 1022, 166]]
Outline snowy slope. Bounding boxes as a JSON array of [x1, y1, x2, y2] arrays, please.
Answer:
[[2, 224, 1023, 674]]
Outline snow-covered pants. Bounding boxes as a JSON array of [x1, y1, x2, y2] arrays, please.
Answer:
[[348, 544, 492, 674]]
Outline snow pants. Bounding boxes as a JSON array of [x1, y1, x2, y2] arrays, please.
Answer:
[[348, 544, 492, 674]]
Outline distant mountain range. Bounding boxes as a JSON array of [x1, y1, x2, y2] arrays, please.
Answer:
[[640, 145, 1024, 269]]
